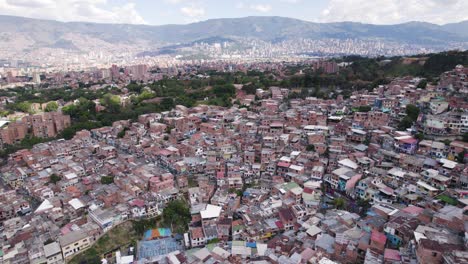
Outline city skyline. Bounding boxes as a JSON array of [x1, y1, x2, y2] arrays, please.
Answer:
[[0, 0, 467, 26]]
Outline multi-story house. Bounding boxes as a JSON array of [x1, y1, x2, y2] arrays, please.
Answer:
[[59, 230, 93, 260], [278, 207, 296, 231], [43, 242, 64, 264]]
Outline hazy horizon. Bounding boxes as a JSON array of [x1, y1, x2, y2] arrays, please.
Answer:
[[1, 13, 468, 27], [0, 0, 467, 26]]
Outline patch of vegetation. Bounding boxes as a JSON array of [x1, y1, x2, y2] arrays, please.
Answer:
[[417, 79, 427, 89], [421, 50, 468, 77], [161, 199, 190, 234], [44, 101, 59, 112], [69, 220, 144, 264], [132, 216, 161, 236], [6, 101, 35, 114], [0, 136, 53, 160], [188, 177, 198, 188], [355, 105, 372, 112], [100, 176, 114, 185], [334, 197, 347, 210], [61, 121, 103, 140], [207, 238, 220, 244], [306, 145, 315, 152], [357, 199, 372, 217], [241, 83, 258, 94], [398, 104, 420, 130], [457, 150, 466, 164], [442, 139, 452, 146], [463, 132, 468, 143], [415, 132, 425, 141], [438, 194, 458, 206], [49, 174, 61, 184], [117, 127, 129, 138]]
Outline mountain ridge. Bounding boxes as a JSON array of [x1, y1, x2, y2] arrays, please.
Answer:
[[1, 14, 467, 27], [0, 15, 467, 57]]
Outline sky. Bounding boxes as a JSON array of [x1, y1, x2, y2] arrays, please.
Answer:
[[0, 0, 467, 25]]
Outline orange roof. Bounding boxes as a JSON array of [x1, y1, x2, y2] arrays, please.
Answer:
[[66, 186, 79, 193]]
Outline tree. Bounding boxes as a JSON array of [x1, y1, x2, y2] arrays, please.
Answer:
[[207, 238, 220, 244], [137, 90, 156, 102], [0, 110, 10, 117], [63, 98, 96, 121], [100, 93, 121, 113], [213, 84, 235, 97], [398, 104, 420, 130], [463, 132, 468, 143], [457, 150, 466, 163], [398, 116, 414, 130], [241, 83, 257, 94], [417, 79, 427, 89], [363, 138, 371, 146], [405, 104, 420, 121], [60, 120, 102, 140], [357, 105, 372, 112], [165, 125, 174, 134], [442, 139, 452, 146], [44, 101, 59, 112], [133, 217, 160, 236], [49, 174, 61, 184], [415, 132, 425, 141], [9, 101, 34, 114], [117, 127, 128, 138], [62, 104, 77, 117], [161, 200, 190, 233], [334, 197, 346, 210], [160, 97, 175, 111], [100, 176, 114, 185], [175, 95, 196, 108], [357, 199, 371, 216], [306, 145, 315, 152], [127, 82, 144, 93]]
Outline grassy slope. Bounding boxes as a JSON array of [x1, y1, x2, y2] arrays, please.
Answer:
[[69, 221, 139, 264]]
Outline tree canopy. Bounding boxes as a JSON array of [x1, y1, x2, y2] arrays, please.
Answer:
[[161, 200, 190, 234], [334, 197, 346, 210], [49, 174, 61, 184], [398, 104, 420, 130], [100, 176, 114, 185], [100, 93, 121, 113], [44, 101, 59, 112]]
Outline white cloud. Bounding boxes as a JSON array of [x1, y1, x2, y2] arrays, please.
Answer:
[[180, 5, 205, 18], [5, 0, 54, 8], [250, 4, 272, 13], [319, 0, 468, 25], [0, 0, 146, 24], [164, 0, 184, 4], [279, 0, 301, 3]]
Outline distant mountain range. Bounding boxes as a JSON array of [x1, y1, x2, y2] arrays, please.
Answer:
[[1, 15, 468, 58]]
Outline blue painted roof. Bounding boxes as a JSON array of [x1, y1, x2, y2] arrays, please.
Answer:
[[246, 242, 257, 248]]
